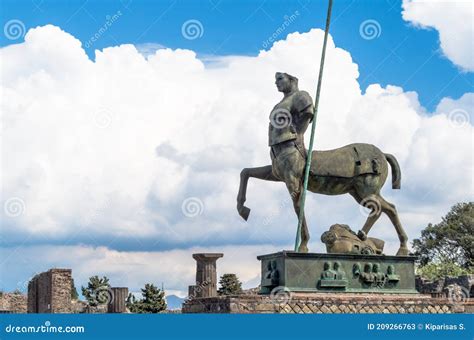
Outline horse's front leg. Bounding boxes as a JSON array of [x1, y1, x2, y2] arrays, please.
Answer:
[[285, 177, 309, 253], [237, 165, 280, 220]]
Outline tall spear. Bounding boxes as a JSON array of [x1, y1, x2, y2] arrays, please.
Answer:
[[295, 0, 333, 251]]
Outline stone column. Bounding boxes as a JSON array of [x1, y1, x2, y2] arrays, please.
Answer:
[[192, 253, 223, 298], [107, 287, 128, 313]]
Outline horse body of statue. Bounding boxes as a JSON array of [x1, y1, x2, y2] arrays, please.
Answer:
[[307, 143, 400, 195], [237, 72, 409, 256]]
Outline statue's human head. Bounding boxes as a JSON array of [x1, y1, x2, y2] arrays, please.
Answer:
[[364, 263, 372, 273], [275, 72, 298, 93], [373, 263, 380, 273], [323, 262, 330, 270], [334, 261, 341, 271], [387, 265, 394, 275]]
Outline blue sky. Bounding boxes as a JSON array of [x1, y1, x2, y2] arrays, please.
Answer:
[[1, 0, 472, 111], [0, 0, 472, 295]]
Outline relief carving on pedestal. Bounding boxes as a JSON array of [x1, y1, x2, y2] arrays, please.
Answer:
[[319, 261, 348, 288]]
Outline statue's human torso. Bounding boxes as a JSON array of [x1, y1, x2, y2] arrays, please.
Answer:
[[268, 90, 313, 146]]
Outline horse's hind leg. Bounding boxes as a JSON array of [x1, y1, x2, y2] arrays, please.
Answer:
[[350, 191, 383, 241], [353, 190, 409, 256], [378, 196, 409, 256], [237, 165, 281, 220]]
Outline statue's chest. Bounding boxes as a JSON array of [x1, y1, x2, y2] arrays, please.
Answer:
[[271, 96, 293, 115]]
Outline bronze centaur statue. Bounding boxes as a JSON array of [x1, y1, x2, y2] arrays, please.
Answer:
[[236, 72, 408, 256]]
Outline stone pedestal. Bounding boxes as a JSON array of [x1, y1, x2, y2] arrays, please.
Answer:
[[182, 251, 471, 313], [190, 253, 223, 298], [258, 251, 417, 294], [107, 287, 128, 313]]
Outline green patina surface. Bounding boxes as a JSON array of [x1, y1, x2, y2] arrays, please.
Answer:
[[258, 251, 418, 294]]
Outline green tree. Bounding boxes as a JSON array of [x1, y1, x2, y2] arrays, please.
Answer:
[[81, 276, 111, 306], [412, 202, 473, 269], [218, 273, 243, 296], [140, 284, 166, 313], [126, 293, 141, 313], [71, 278, 79, 300], [126, 284, 166, 313], [415, 262, 470, 281]]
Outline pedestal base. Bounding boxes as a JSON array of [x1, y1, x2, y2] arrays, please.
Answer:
[[182, 293, 465, 313], [257, 251, 417, 294]]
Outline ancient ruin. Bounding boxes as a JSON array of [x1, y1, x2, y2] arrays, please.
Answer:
[[108, 287, 128, 313], [187, 253, 223, 299], [0, 292, 27, 313], [25, 268, 129, 314], [28, 268, 73, 313]]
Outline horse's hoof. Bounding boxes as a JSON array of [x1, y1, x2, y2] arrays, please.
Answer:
[[297, 244, 309, 253], [357, 230, 367, 241], [396, 246, 409, 256], [238, 206, 251, 221]]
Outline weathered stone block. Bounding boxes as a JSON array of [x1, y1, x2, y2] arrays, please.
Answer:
[[28, 269, 72, 313], [0, 293, 27, 313], [107, 287, 128, 313]]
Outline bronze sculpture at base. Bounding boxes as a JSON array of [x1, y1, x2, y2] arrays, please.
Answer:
[[321, 224, 384, 255]]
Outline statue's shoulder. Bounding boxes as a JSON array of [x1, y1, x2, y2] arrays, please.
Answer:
[[292, 90, 313, 112]]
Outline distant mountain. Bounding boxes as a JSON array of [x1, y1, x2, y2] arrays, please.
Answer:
[[166, 295, 185, 310]]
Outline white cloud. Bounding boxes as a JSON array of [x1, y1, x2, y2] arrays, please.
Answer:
[[402, 0, 474, 72], [134, 42, 166, 58], [0, 25, 472, 291], [435, 92, 474, 126]]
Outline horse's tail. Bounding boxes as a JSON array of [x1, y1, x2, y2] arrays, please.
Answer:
[[384, 153, 401, 189]]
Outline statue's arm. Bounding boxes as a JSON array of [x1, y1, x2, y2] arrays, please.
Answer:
[[292, 107, 312, 135], [293, 91, 314, 134]]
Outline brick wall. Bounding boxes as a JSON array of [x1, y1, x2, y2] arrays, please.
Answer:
[[183, 293, 467, 314], [0, 293, 27, 313]]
